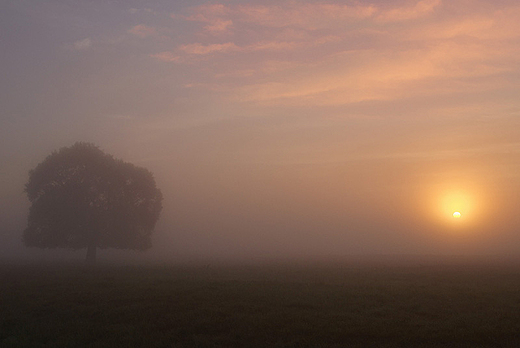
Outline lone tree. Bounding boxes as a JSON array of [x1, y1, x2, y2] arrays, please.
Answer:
[[24, 142, 163, 264]]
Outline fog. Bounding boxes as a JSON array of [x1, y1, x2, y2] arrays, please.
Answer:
[[2, 0, 520, 265]]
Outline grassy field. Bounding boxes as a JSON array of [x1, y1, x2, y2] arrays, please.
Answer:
[[2, 261, 520, 347]]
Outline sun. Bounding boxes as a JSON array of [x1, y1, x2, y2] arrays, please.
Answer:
[[436, 190, 472, 222], [428, 182, 490, 229]]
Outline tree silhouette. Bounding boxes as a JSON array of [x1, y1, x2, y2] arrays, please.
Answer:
[[24, 142, 163, 264]]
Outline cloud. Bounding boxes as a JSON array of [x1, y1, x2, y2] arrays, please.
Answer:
[[155, 0, 520, 109], [235, 3, 377, 28], [151, 40, 299, 63], [129, 8, 154, 14], [244, 36, 339, 52], [129, 24, 157, 38], [151, 51, 180, 62], [179, 42, 238, 55], [186, 4, 232, 33], [154, 37, 327, 63], [205, 19, 233, 33], [185, 2, 377, 35], [174, 0, 443, 62], [182, 0, 445, 31], [248, 41, 299, 51], [407, 9, 520, 41], [377, 0, 442, 23], [73, 38, 92, 50], [190, 3, 228, 19], [230, 40, 508, 106]]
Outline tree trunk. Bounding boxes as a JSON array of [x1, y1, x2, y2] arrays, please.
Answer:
[[86, 243, 97, 265]]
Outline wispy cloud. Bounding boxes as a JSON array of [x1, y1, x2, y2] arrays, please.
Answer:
[[183, 1, 440, 32], [234, 3, 377, 28], [185, 4, 232, 34], [145, 0, 520, 109], [153, 39, 307, 61], [129, 8, 155, 15], [150, 51, 180, 62], [73, 38, 92, 50], [129, 24, 157, 38], [179, 42, 238, 55], [205, 19, 233, 33], [231, 40, 508, 105], [377, 0, 442, 23], [164, 0, 443, 64], [408, 9, 520, 40]]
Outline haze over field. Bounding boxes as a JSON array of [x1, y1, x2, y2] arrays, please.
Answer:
[[2, 0, 520, 262]]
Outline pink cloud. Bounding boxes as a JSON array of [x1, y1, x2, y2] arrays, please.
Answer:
[[193, 3, 229, 18], [73, 38, 92, 50], [205, 19, 233, 33], [410, 8, 520, 41], [235, 3, 377, 28], [184, 0, 441, 33], [377, 0, 442, 23], [313, 3, 377, 20], [243, 36, 338, 52], [180, 42, 238, 55], [151, 52, 180, 62], [186, 4, 232, 33], [129, 24, 157, 38], [248, 41, 299, 51], [176, 38, 328, 58], [185, 2, 376, 33], [229, 36, 510, 107], [165, 0, 518, 109]]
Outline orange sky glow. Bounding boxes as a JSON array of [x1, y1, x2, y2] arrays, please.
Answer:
[[1, 0, 520, 261]]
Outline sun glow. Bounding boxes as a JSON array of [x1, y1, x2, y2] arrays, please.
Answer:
[[426, 184, 486, 228], [422, 177, 502, 235], [440, 191, 472, 219]]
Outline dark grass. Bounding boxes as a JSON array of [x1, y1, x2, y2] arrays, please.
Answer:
[[2, 261, 520, 347]]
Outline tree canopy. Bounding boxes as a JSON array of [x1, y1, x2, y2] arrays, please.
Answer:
[[24, 142, 163, 263]]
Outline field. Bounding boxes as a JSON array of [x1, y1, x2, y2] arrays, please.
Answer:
[[2, 261, 520, 347]]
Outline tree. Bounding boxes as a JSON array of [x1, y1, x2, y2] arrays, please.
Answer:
[[24, 142, 163, 264]]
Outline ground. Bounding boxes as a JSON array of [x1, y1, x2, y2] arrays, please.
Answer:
[[1, 261, 520, 347]]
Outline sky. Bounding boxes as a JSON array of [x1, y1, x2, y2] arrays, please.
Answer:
[[2, 0, 520, 262]]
